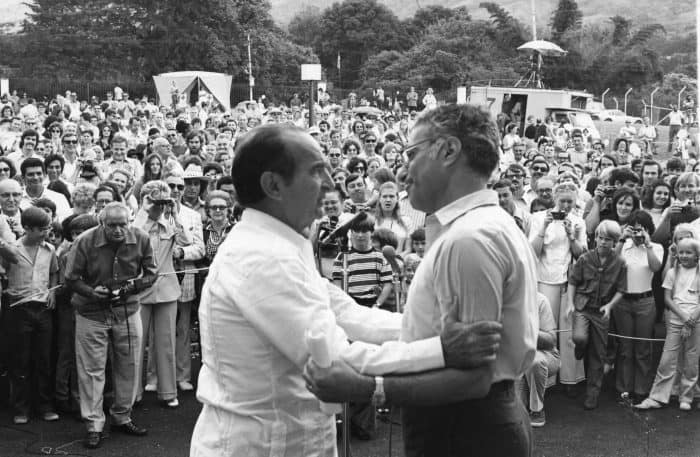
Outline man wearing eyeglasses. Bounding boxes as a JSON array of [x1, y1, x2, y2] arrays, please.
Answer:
[[503, 164, 529, 212], [524, 159, 551, 208], [306, 105, 538, 457], [60, 133, 80, 182]]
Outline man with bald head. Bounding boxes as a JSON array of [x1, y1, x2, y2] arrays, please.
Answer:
[[65, 202, 158, 449], [190, 124, 502, 456]]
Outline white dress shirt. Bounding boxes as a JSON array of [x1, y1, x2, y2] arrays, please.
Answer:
[[528, 210, 587, 284], [191, 208, 444, 457], [401, 190, 538, 384]]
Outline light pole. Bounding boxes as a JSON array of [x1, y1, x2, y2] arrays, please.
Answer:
[[601, 88, 610, 108], [248, 34, 254, 101], [650, 87, 660, 123], [678, 85, 687, 110], [613, 97, 619, 110], [624, 88, 632, 115]]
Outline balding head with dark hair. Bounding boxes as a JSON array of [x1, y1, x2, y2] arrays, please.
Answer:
[[232, 124, 333, 234]]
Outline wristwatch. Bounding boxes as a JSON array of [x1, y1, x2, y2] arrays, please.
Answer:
[[371, 376, 385, 407]]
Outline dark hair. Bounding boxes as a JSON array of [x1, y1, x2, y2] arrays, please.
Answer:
[[44, 154, 65, 172], [492, 178, 513, 191], [66, 214, 99, 241], [640, 179, 672, 210], [34, 198, 57, 217], [611, 168, 640, 186], [346, 157, 368, 174], [667, 157, 684, 171], [611, 187, 641, 221], [216, 175, 234, 189], [345, 173, 364, 188], [342, 138, 362, 155], [410, 227, 425, 242], [49, 220, 63, 238], [203, 162, 224, 176], [0, 157, 16, 177], [231, 125, 299, 205], [93, 183, 122, 203], [21, 157, 45, 176], [19, 129, 40, 148], [415, 105, 500, 177], [641, 160, 662, 176], [371, 227, 398, 249], [613, 138, 629, 152], [349, 213, 375, 232], [142, 153, 163, 183], [626, 210, 655, 235], [373, 168, 396, 187], [21, 205, 51, 229], [586, 177, 601, 196]]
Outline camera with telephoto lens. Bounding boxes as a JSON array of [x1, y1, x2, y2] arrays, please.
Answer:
[[603, 186, 616, 198], [551, 211, 566, 220]]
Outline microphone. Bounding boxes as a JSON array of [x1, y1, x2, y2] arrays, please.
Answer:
[[382, 245, 401, 275], [320, 211, 367, 245]]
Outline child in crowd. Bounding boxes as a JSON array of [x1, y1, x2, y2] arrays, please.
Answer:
[[371, 227, 402, 312], [54, 214, 99, 414], [3, 207, 59, 424], [636, 237, 700, 411], [47, 221, 63, 250], [405, 228, 426, 258], [568, 220, 626, 410], [332, 214, 392, 308]]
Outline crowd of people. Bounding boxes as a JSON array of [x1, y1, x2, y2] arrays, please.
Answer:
[[0, 85, 699, 452]]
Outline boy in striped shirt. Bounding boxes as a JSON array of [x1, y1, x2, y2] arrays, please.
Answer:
[[332, 214, 392, 308]]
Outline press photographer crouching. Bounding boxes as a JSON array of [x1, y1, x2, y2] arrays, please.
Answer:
[[64, 202, 158, 449]]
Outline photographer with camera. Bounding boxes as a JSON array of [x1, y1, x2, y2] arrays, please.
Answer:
[[64, 202, 158, 449], [132, 181, 191, 410], [652, 172, 700, 246], [614, 210, 663, 402], [585, 168, 640, 237], [530, 181, 587, 396]]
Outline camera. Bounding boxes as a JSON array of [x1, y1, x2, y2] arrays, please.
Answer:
[[603, 186, 616, 198], [551, 211, 566, 220], [681, 201, 694, 214], [632, 229, 645, 244], [151, 198, 173, 207]]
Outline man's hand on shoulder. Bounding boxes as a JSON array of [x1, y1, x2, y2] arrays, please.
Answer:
[[440, 320, 502, 369]]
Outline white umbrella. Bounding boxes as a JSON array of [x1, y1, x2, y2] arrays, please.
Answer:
[[517, 40, 567, 57]]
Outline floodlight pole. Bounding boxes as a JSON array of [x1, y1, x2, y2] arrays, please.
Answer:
[[602, 88, 610, 108], [248, 34, 254, 101], [624, 88, 632, 115], [650, 87, 660, 123]]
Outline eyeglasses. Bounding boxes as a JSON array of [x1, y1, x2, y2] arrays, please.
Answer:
[[365, 139, 376, 144], [0, 192, 21, 198], [329, 153, 341, 157], [404, 137, 437, 160], [537, 188, 553, 193], [168, 183, 185, 191], [532, 166, 548, 173], [0, 167, 10, 173], [51, 129, 61, 133], [63, 140, 78, 144], [209, 205, 228, 211]]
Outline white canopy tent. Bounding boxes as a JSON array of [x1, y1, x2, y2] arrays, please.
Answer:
[[153, 71, 232, 110]]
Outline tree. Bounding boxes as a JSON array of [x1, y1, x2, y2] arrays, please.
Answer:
[[312, 0, 411, 87], [287, 6, 323, 49], [550, 0, 583, 40]]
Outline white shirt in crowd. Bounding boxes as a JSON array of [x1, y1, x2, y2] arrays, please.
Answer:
[[191, 208, 445, 457], [528, 211, 587, 285]]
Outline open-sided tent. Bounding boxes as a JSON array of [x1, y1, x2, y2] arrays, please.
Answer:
[[153, 71, 232, 110]]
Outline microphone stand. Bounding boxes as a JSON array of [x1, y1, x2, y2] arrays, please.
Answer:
[[338, 231, 352, 457]]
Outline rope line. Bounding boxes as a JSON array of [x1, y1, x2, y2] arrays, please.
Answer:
[[7, 267, 211, 308], [553, 327, 666, 342]]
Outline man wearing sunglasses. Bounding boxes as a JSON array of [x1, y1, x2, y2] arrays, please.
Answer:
[[361, 134, 385, 167], [306, 105, 538, 457]]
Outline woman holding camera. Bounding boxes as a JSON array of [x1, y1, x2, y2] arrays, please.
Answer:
[[614, 210, 663, 401], [133, 180, 191, 408], [652, 172, 700, 246], [530, 182, 587, 391]]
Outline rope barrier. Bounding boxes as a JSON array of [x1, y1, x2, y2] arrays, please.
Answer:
[[553, 327, 666, 342], [6, 267, 211, 309]]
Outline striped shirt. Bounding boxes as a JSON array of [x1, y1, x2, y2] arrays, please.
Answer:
[[332, 249, 392, 300]]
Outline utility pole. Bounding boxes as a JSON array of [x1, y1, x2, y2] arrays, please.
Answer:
[[248, 34, 254, 101]]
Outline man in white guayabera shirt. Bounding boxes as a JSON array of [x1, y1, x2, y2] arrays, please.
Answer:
[[190, 124, 503, 457]]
